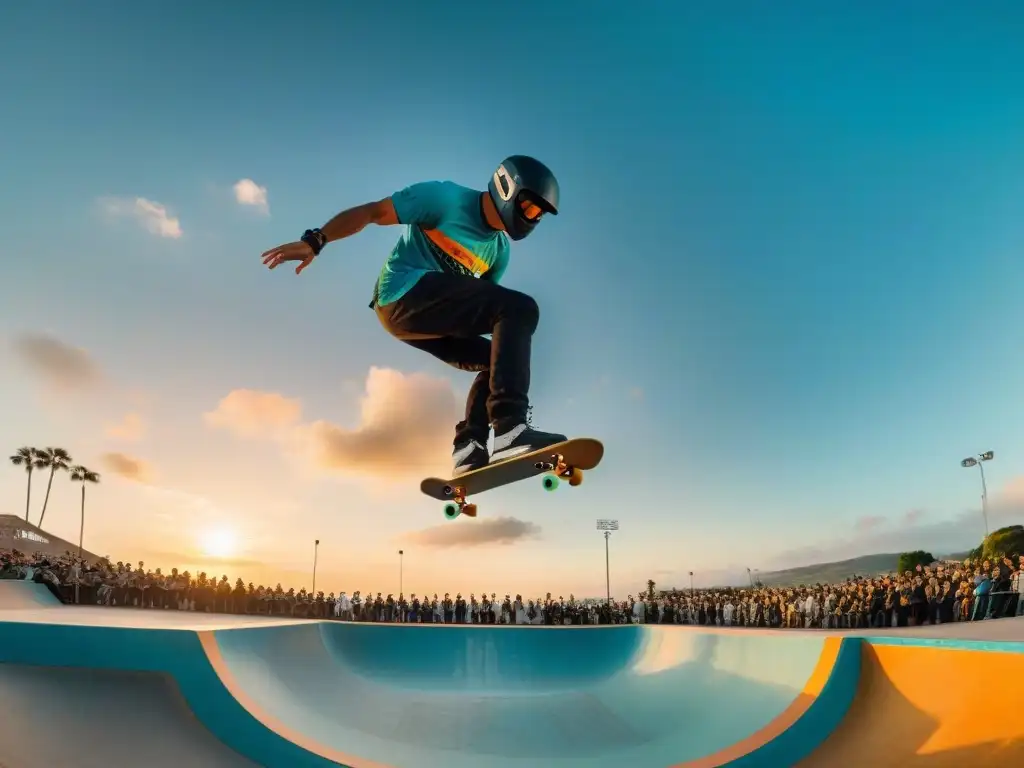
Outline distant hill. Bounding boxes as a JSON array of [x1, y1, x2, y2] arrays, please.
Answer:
[[754, 550, 973, 587], [755, 554, 901, 587]]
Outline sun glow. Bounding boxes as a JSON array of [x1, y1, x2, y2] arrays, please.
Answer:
[[199, 526, 238, 559]]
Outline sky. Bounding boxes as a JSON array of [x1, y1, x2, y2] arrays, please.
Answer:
[[2, 2, 1024, 598]]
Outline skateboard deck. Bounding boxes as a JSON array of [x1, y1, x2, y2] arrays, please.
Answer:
[[420, 437, 604, 520]]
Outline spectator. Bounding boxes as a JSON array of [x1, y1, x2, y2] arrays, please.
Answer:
[[4, 545, 1021, 630]]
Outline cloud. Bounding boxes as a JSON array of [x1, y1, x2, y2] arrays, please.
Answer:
[[12, 333, 102, 390], [902, 508, 927, 526], [99, 196, 182, 238], [1000, 476, 1024, 504], [207, 366, 456, 481], [204, 389, 302, 438], [854, 515, 886, 533], [404, 517, 541, 548], [293, 367, 460, 478], [764, 479, 1024, 572], [233, 179, 269, 214], [105, 412, 145, 441], [207, 368, 462, 479], [766, 492, 1024, 572], [100, 452, 152, 482]]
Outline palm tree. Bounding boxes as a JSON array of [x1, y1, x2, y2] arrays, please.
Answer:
[[36, 447, 72, 529], [70, 465, 101, 563], [9, 446, 39, 522]]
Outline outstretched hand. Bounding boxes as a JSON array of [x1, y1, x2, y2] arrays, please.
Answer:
[[261, 241, 316, 275]]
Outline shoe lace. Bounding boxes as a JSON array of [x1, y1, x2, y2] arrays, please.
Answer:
[[526, 406, 534, 427]]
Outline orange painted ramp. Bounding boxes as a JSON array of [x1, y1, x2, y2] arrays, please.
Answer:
[[799, 642, 1024, 767]]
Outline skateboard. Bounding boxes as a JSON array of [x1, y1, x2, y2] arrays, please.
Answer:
[[420, 438, 604, 520]]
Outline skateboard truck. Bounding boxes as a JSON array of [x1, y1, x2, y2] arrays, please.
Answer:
[[438, 453, 584, 518], [533, 453, 584, 491], [441, 485, 477, 519]]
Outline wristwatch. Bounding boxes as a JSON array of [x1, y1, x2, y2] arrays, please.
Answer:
[[301, 228, 327, 255]]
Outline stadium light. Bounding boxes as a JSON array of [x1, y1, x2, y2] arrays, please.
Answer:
[[312, 539, 320, 595], [960, 451, 994, 537], [398, 550, 404, 596], [596, 520, 619, 604]]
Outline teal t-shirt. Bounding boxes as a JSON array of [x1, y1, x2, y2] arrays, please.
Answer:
[[371, 180, 510, 307]]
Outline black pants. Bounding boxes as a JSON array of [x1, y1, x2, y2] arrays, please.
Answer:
[[375, 271, 539, 443]]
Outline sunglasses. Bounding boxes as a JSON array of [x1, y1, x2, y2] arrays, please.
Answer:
[[518, 195, 546, 221]]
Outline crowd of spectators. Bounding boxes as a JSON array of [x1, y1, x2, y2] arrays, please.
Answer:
[[3, 547, 1023, 628]]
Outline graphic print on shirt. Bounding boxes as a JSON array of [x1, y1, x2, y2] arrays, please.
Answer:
[[421, 227, 490, 278]]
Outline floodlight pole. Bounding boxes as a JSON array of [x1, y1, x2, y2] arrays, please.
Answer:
[[312, 539, 320, 595], [960, 452, 994, 537], [596, 520, 619, 605], [604, 531, 611, 604]]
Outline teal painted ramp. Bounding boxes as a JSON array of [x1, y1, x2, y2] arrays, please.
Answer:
[[205, 623, 857, 767], [0, 597, 860, 767]]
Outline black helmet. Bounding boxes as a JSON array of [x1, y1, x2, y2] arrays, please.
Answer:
[[487, 155, 559, 241]]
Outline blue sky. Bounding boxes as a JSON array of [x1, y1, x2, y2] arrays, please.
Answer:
[[2, 2, 1023, 596]]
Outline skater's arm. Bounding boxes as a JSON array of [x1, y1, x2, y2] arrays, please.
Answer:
[[321, 178, 452, 243], [262, 182, 446, 275], [261, 198, 397, 274], [320, 199, 398, 243]]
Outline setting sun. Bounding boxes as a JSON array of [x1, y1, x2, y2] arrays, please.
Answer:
[[199, 527, 238, 559]]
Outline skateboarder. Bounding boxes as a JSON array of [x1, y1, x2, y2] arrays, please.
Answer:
[[261, 155, 567, 477]]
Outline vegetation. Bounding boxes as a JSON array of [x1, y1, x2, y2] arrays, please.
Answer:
[[896, 550, 935, 573], [977, 525, 1024, 561], [70, 465, 101, 556], [7, 446, 100, 549], [36, 447, 73, 529], [8, 447, 36, 522]]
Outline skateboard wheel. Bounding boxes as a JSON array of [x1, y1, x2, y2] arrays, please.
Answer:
[[542, 474, 560, 492], [567, 467, 584, 486], [462, 503, 478, 517], [443, 502, 461, 520]]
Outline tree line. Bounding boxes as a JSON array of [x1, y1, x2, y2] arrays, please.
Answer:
[[8, 446, 100, 530]]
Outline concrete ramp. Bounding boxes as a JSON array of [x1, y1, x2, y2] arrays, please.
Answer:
[[0, 594, 1021, 767], [799, 637, 1024, 766], [0, 664, 258, 768], [0, 580, 61, 609], [203, 624, 856, 767]]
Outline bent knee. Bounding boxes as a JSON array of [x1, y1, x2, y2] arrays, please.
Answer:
[[502, 289, 539, 333]]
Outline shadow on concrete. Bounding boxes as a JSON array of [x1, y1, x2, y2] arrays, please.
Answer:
[[0, 665, 257, 768], [799, 643, 1024, 767]]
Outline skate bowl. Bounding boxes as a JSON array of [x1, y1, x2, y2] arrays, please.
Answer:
[[0, 580, 62, 609], [0, 584, 1022, 767]]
